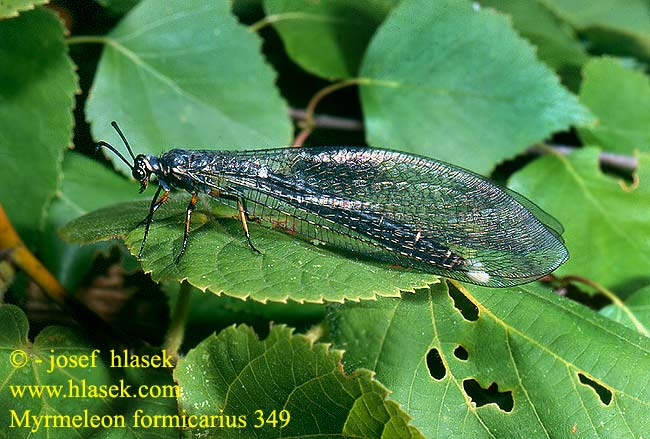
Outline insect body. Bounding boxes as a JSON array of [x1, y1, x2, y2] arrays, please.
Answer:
[[98, 122, 568, 288]]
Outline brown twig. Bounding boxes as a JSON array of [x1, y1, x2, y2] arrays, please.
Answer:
[[292, 79, 365, 147], [288, 107, 639, 172], [532, 144, 638, 173], [289, 108, 363, 131], [562, 274, 649, 337]]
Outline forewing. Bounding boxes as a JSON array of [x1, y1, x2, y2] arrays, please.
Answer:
[[189, 147, 567, 287]]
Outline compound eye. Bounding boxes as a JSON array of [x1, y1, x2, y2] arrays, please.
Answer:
[[132, 167, 145, 181]]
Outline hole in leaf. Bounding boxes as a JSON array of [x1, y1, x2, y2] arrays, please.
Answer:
[[453, 345, 468, 360], [426, 348, 446, 380], [578, 373, 612, 405], [447, 283, 479, 321], [462, 379, 513, 412]]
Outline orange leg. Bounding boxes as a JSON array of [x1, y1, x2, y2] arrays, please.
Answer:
[[175, 193, 197, 264], [238, 199, 261, 254]]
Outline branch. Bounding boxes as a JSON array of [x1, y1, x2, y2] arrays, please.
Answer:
[[289, 109, 638, 172], [561, 275, 649, 337], [289, 108, 363, 131], [292, 79, 367, 147], [540, 144, 638, 173]]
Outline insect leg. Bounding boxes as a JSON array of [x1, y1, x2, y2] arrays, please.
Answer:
[[237, 198, 261, 254], [138, 186, 170, 258], [176, 193, 197, 264], [137, 186, 169, 226]]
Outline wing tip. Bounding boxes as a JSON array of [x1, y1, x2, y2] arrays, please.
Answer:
[[465, 259, 492, 284]]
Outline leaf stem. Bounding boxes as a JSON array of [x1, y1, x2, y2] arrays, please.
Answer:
[[0, 204, 67, 304], [293, 78, 368, 147], [163, 281, 193, 359], [249, 12, 324, 33], [563, 275, 650, 337], [66, 35, 110, 46]]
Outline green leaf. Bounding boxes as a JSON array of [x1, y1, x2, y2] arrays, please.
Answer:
[[175, 325, 424, 438], [42, 151, 150, 291], [0, 7, 77, 245], [601, 284, 650, 331], [327, 282, 650, 437], [480, 0, 588, 70], [263, 0, 397, 79], [541, 0, 650, 60], [86, 0, 292, 177], [578, 57, 650, 153], [0, 304, 178, 438], [359, 0, 592, 174], [94, 0, 140, 14], [0, 0, 46, 18], [509, 148, 650, 295], [59, 195, 438, 303], [164, 282, 325, 346]]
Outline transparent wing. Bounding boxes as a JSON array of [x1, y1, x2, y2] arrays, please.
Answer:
[[186, 146, 568, 287]]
